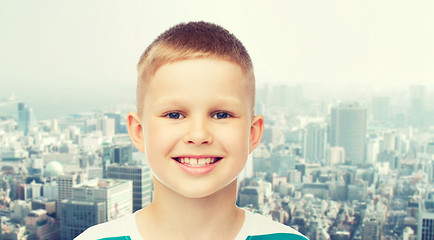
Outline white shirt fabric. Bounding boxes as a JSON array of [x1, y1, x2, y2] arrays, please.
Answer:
[[75, 209, 308, 240]]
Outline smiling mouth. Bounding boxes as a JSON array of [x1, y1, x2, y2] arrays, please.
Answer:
[[173, 157, 223, 167]]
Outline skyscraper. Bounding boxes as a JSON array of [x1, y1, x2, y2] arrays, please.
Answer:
[[17, 102, 31, 135], [409, 85, 426, 128], [57, 172, 87, 201], [302, 122, 327, 163], [329, 103, 367, 165], [57, 174, 79, 201], [382, 131, 397, 152], [418, 200, 434, 240], [362, 218, 380, 240], [366, 138, 380, 164], [104, 113, 123, 134], [106, 164, 153, 212], [426, 142, 434, 155], [102, 144, 132, 177], [60, 200, 106, 240]]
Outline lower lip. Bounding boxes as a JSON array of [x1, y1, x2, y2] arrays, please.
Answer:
[[173, 159, 221, 175]]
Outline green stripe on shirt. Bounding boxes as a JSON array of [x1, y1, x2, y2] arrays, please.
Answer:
[[246, 233, 308, 240], [98, 237, 132, 240]]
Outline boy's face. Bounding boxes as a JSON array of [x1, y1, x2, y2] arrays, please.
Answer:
[[128, 58, 264, 198]]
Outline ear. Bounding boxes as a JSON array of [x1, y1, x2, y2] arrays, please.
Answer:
[[127, 112, 145, 153], [249, 114, 264, 154]]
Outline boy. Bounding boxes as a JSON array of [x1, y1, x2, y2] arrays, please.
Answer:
[[76, 21, 307, 240]]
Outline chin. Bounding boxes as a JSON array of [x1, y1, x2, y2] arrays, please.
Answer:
[[174, 184, 224, 199], [176, 178, 238, 199]]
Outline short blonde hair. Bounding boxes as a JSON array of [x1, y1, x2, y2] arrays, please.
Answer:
[[136, 21, 255, 116]]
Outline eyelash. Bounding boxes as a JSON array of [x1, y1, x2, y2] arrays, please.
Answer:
[[164, 112, 185, 119], [211, 111, 233, 119], [163, 111, 233, 120]]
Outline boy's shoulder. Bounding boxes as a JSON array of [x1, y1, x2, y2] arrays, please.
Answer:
[[236, 209, 308, 240], [74, 213, 142, 240]]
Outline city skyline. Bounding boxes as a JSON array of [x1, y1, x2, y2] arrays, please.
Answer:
[[1, 1, 434, 120], [1, 81, 433, 239], [1, 82, 433, 121]]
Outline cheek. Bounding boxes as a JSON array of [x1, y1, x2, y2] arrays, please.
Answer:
[[216, 123, 250, 155], [143, 120, 181, 158], [143, 123, 177, 180]]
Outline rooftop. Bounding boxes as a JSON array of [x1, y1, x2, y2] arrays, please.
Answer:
[[75, 178, 128, 189]]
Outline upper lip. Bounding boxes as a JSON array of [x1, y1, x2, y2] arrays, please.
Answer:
[[172, 155, 223, 159]]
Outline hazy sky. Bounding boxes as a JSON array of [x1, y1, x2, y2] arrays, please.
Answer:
[[1, 0, 433, 119]]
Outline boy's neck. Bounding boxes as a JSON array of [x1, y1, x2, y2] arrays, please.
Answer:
[[136, 177, 245, 240]]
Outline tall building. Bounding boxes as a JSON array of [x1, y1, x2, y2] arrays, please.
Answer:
[[366, 138, 380, 164], [426, 142, 434, 155], [100, 116, 115, 136], [102, 144, 132, 177], [72, 178, 132, 221], [302, 122, 327, 163], [329, 103, 367, 165], [382, 131, 397, 152], [371, 96, 390, 124], [104, 113, 123, 134], [106, 164, 153, 212], [418, 200, 434, 240], [60, 200, 106, 240], [362, 218, 380, 240], [42, 181, 58, 200], [409, 85, 426, 128], [57, 172, 86, 201], [17, 102, 31, 135]]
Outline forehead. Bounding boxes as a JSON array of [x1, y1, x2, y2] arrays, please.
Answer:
[[144, 58, 252, 104]]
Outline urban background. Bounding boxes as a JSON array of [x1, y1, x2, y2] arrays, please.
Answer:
[[1, 1, 433, 240], [0, 82, 433, 239]]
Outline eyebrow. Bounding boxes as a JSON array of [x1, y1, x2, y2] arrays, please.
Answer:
[[153, 96, 243, 108]]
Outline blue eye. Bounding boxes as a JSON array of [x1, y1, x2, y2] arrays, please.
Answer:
[[212, 112, 230, 119], [165, 112, 184, 119]]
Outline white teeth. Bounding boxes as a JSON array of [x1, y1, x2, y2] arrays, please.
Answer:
[[190, 158, 198, 165], [177, 157, 218, 166]]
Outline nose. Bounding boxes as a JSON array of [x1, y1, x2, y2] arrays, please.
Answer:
[[183, 117, 213, 145]]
